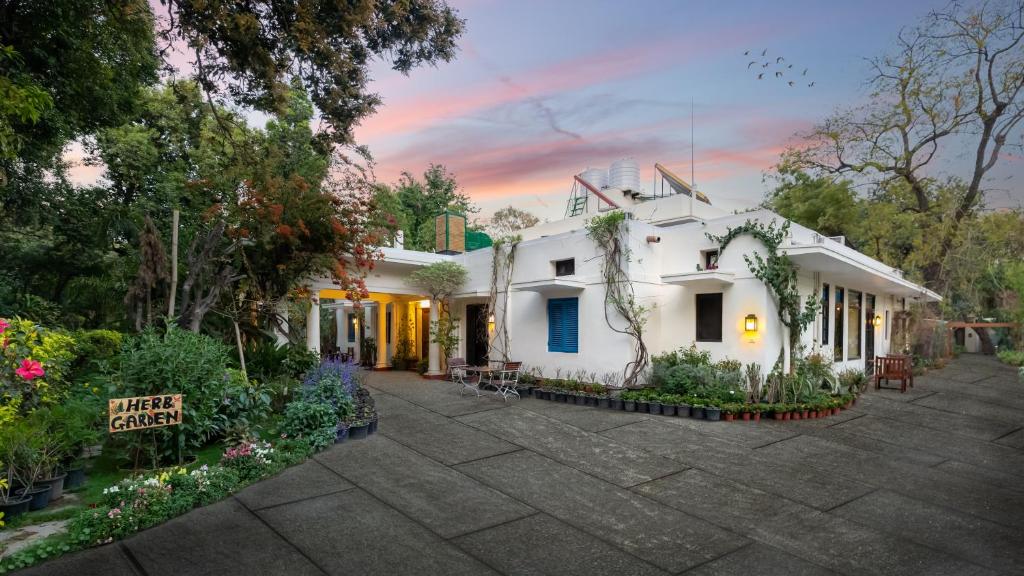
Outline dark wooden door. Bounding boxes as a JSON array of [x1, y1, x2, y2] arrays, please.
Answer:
[[465, 304, 489, 366]]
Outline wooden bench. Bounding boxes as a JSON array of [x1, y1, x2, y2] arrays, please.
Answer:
[[874, 355, 913, 393]]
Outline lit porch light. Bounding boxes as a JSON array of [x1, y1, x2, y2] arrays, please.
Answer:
[[419, 299, 431, 309], [872, 315, 882, 328]]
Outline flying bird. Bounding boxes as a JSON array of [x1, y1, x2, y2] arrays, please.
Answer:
[[802, 68, 808, 76], [748, 61, 757, 68], [762, 62, 769, 68], [787, 64, 793, 69], [776, 56, 784, 63], [788, 81, 794, 86], [744, 50, 750, 55], [808, 81, 815, 87], [761, 48, 767, 56], [757, 73, 764, 79], [775, 71, 783, 77]]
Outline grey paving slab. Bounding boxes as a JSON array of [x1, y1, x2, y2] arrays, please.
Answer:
[[455, 450, 747, 574], [517, 397, 652, 432], [123, 498, 323, 575], [13, 543, 140, 576], [832, 414, 1024, 476], [235, 458, 353, 511], [995, 427, 1024, 450], [755, 433, 1024, 529], [912, 391, 1024, 425], [757, 506, 999, 576], [259, 489, 497, 576], [855, 393, 1018, 441], [831, 489, 1024, 575], [315, 434, 534, 538], [453, 513, 668, 576], [365, 371, 506, 416], [934, 458, 1024, 493], [683, 542, 838, 576], [373, 392, 520, 465], [602, 419, 873, 510], [807, 426, 947, 467], [457, 407, 685, 487], [634, 468, 814, 538]]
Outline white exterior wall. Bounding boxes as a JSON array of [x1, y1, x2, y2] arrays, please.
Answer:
[[311, 201, 936, 381]]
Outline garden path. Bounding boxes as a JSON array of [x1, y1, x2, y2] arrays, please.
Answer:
[[19, 354, 1024, 576]]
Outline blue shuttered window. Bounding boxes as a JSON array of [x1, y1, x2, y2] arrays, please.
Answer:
[[547, 297, 579, 353]]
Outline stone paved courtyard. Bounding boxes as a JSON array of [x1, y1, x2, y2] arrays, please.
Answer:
[[21, 355, 1024, 576]]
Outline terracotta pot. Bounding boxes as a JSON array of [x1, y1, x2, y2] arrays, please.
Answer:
[[742, 412, 751, 421], [783, 412, 791, 421], [801, 410, 809, 419], [833, 407, 841, 416], [724, 413, 735, 421], [753, 412, 761, 422], [773, 412, 784, 420], [792, 412, 801, 420]]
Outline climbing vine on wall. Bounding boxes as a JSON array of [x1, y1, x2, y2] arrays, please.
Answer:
[[706, 219, 819, 373], [487, 235, 520, 363], [586, 211, 649, 388]]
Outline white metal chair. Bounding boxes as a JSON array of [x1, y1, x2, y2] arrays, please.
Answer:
[[496, 361, 522, 401], [447, 358, 479, 397]]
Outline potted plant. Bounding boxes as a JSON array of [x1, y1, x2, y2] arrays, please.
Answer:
[[690, 403, 706, 420], [648, 399, 662, 415], [597, 395, 610, 409], [609, 396, 623, 411], [335, 422, 350, 444], [741, 406, 752, 421], [348, 418, 370, 440], [721, 403, 737, 422], [0, 423, 32, 520], [705, 403, 721, 421]]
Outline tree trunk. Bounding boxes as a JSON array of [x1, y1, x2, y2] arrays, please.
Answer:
[[975, 327, 996, 355]]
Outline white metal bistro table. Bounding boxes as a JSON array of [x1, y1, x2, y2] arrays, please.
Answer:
[[463, 366, 499, 394]]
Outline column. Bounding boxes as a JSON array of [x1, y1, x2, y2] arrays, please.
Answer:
[[335, 309, 344, 354], [353, 307, 362, 364], [306, 297, 320, 354], [427, 300, 442, 375], [376, 302, 389, 369]]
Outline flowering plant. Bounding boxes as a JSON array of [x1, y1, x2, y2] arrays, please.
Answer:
[[0, 317, 77, 421], [221, 441, 275, 482]]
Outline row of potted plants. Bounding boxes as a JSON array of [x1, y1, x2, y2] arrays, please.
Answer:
[[521, 383, 857, 423], [0, 399, 102, 521]]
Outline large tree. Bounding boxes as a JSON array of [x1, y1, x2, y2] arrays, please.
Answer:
[[373, 164, 477, 251], [157, 0, 464, 150], [784, 0, 1024, 285], [487, 206, 540, 237]]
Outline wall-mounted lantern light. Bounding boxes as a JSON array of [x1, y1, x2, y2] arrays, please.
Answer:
[[872, 315, 882, 328], [488, 314, 496, 334], [418, 299, 431, 309], [744, 314, 758, 333]]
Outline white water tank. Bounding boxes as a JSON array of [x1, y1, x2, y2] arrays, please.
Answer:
[[609, 158, 641, 191], [579, 167, 607, 189]]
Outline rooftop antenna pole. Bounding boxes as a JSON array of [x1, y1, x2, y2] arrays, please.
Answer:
[[689, 97, 695, 216]]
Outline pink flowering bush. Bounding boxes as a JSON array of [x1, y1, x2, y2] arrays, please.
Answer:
[[221, 441, 276, 482]]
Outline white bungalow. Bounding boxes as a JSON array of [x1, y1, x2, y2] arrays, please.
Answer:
[[300, 159, 939, 381]]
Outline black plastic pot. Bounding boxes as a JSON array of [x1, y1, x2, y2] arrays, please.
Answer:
[[677, 403, 691, 417], [0, 496, 31, 519], [623, 400, 636, 412], [349, 422, 370, 440], [637, 401, 651, 413], [65, 467, 87, 490], [554, 392, 566, 402], [609, 398, 623, 411], [648, 402, 661, 415], [597, 397, 610, 409], [534, 389, 548, 401], [705, 407, 722, 421], [335, 425, 349, 444], [661, 404, 677, 417], [16, 486, 52, 511], [691, 406, 706, 420], [36, 473, 67, 502], [585, 396, 598, 407], [369, 416, 379, 435]]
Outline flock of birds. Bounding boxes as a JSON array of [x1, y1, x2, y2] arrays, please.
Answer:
[[745, 49, 814, 87]]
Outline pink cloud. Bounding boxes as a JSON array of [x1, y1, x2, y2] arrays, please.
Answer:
[[356, 24, 767, 142]]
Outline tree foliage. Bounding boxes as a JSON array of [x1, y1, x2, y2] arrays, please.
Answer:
[[372, 164, 477, 251], [487, 206, 539, 237], [159, 0, 464, 149], [783, 1, 1024, 284]]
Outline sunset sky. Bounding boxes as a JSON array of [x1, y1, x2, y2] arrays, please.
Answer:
[[71, 0, 1024, 221]]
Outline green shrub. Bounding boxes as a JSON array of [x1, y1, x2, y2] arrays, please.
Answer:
[[997, 350, 1024, 366], [837, 368, 868, 395], [280, 400, 336, 450], [116, 325, 233, 464], [75, 329, 123, 369], [220, 369, 273, 444]]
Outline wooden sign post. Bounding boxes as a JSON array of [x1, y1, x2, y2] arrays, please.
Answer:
[[108, 394, 183, 433]]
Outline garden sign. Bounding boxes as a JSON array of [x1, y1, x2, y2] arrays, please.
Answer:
[[108, 394, 183, 433]]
